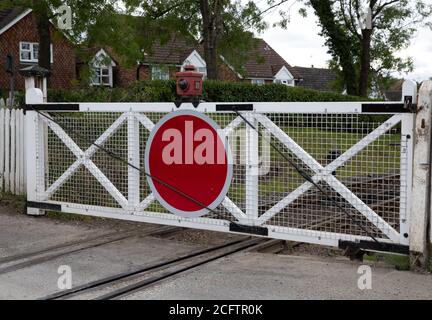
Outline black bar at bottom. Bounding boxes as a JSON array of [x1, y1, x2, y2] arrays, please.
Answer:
[[339, 240, 409, 255], [26, 201, 62, 211], [229, 223, 268, 236]]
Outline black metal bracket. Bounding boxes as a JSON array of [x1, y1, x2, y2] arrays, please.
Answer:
[[403, 95, 417, 113], [229, 223, 268, 236], [361, 103, 417, 113], [339, 240, 409, 255], [174, 97, 200, 109], [24, 104, 80, 112], [26, 201, 62, 212], [216, 104, 254, 111]]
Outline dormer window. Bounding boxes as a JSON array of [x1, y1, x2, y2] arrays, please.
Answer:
[[273, 66, 295, 87], [182, 50, 207, 79], [90, 49, 116, 87]]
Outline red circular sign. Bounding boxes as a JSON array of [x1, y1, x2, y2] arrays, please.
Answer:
[[145, 110, 233, 218]]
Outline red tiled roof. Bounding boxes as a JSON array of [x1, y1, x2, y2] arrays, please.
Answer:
[[82, 35, 298, 80], [240, 39, 300, 79], [144, 34, 198, 65]]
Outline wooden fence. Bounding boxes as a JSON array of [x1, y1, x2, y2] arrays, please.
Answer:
[[0, 106, 26, 195]]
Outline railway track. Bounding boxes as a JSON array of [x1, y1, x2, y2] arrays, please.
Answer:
[[0, 225, 181, 275], [1, 173, 402, 299], [38, 199, 394, 300], [40, 236, 270, 300]]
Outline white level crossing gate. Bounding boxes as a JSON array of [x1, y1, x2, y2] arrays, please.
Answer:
[[25, 92, 417, 254]]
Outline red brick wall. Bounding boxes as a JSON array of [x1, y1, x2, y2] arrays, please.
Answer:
[[0, 12, 76, 92], [138, 65, 150, 81], [116, 66, 136, 87]]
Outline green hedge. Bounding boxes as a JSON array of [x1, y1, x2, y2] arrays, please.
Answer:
[[48, 80, 364, 103]]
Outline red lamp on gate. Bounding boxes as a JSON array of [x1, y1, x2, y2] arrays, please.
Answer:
[[175, 65, 203, 108]]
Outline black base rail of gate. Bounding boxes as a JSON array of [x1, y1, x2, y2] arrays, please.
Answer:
[[339, 240, 409, 257]]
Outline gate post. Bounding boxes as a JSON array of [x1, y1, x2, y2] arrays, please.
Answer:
[[245, 112, 259, 223], [410, 80, 432, 270], [25, 88, 45, 215], [127, 112, 140, 211]]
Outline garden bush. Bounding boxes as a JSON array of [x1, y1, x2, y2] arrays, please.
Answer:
[[48, 80, 365, 103]]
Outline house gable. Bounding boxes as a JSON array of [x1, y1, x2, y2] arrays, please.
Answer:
[[182, 50, 206, 69], [0, 8, 76, 91], [181, 50, 207, 77], [0, 8, 32, 36], [91, 49, 117, 67], [273, 66, 295, 86]]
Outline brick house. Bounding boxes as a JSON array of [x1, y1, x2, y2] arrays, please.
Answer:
[[85, 36, 305, 88], [1, 7, 337, 94], [0, 7, 76, 93]]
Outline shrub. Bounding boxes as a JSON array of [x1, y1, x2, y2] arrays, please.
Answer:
[[48, 80, 364, 103]]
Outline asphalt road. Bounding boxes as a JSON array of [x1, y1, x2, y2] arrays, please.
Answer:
[[1, 206, 431, 300]]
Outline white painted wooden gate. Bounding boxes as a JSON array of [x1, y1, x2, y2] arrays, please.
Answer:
[[24, 86, 418, 254]]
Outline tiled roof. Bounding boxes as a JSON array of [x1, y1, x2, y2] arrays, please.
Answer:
[[294, 66, 338, 92], [241, 39, 300, 79], [0, 7, 28, 32], [144, 35, 198, 65], [82, 34, 298, 80]]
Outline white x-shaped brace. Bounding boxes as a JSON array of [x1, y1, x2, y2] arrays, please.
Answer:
[[40, 112, 247, 221], [251, 113, 403, 241]]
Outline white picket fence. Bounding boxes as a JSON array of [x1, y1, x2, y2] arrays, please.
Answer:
[[0, 106, 26, 195]]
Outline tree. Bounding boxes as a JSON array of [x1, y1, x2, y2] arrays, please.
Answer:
[[123, 0, 272, 80], [307, 0, 432, 96]]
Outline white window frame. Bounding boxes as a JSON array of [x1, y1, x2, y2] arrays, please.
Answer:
[[151, 65, 170, 80], [91, 67, 112, 87], [274, 79, 294, 86], [90, 49, 115, 88], [19, 42, 53, 63], [251, 79, 265, 85]]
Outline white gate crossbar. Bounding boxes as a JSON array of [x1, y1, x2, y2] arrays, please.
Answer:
[[39, 113, 129, 209], [255, 113, 402, 241]]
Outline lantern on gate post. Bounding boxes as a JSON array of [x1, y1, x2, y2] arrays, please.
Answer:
[[175, 65, 203, 108]]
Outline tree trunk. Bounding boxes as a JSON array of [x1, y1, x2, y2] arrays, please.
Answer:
[[199, 0, 218, 80], [34, 0, 51, 71], [310, 0, 358, 95], [359, 29, 372, 97]]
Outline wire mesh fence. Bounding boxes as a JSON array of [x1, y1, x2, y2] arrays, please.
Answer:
[[36, 108, 410, 245]]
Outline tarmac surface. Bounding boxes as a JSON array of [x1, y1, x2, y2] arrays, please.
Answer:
[[1, 205, 432, 300]]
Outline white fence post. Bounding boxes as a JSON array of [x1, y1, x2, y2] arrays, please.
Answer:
[[128, 112, 140, 211], [10, 109, 16, 194], [410, 80, 432, 268], [245, 112, 259, 224], [25, 88, 45, 215], [0, 107, 4, 191], [4, 108, 10, 193]]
